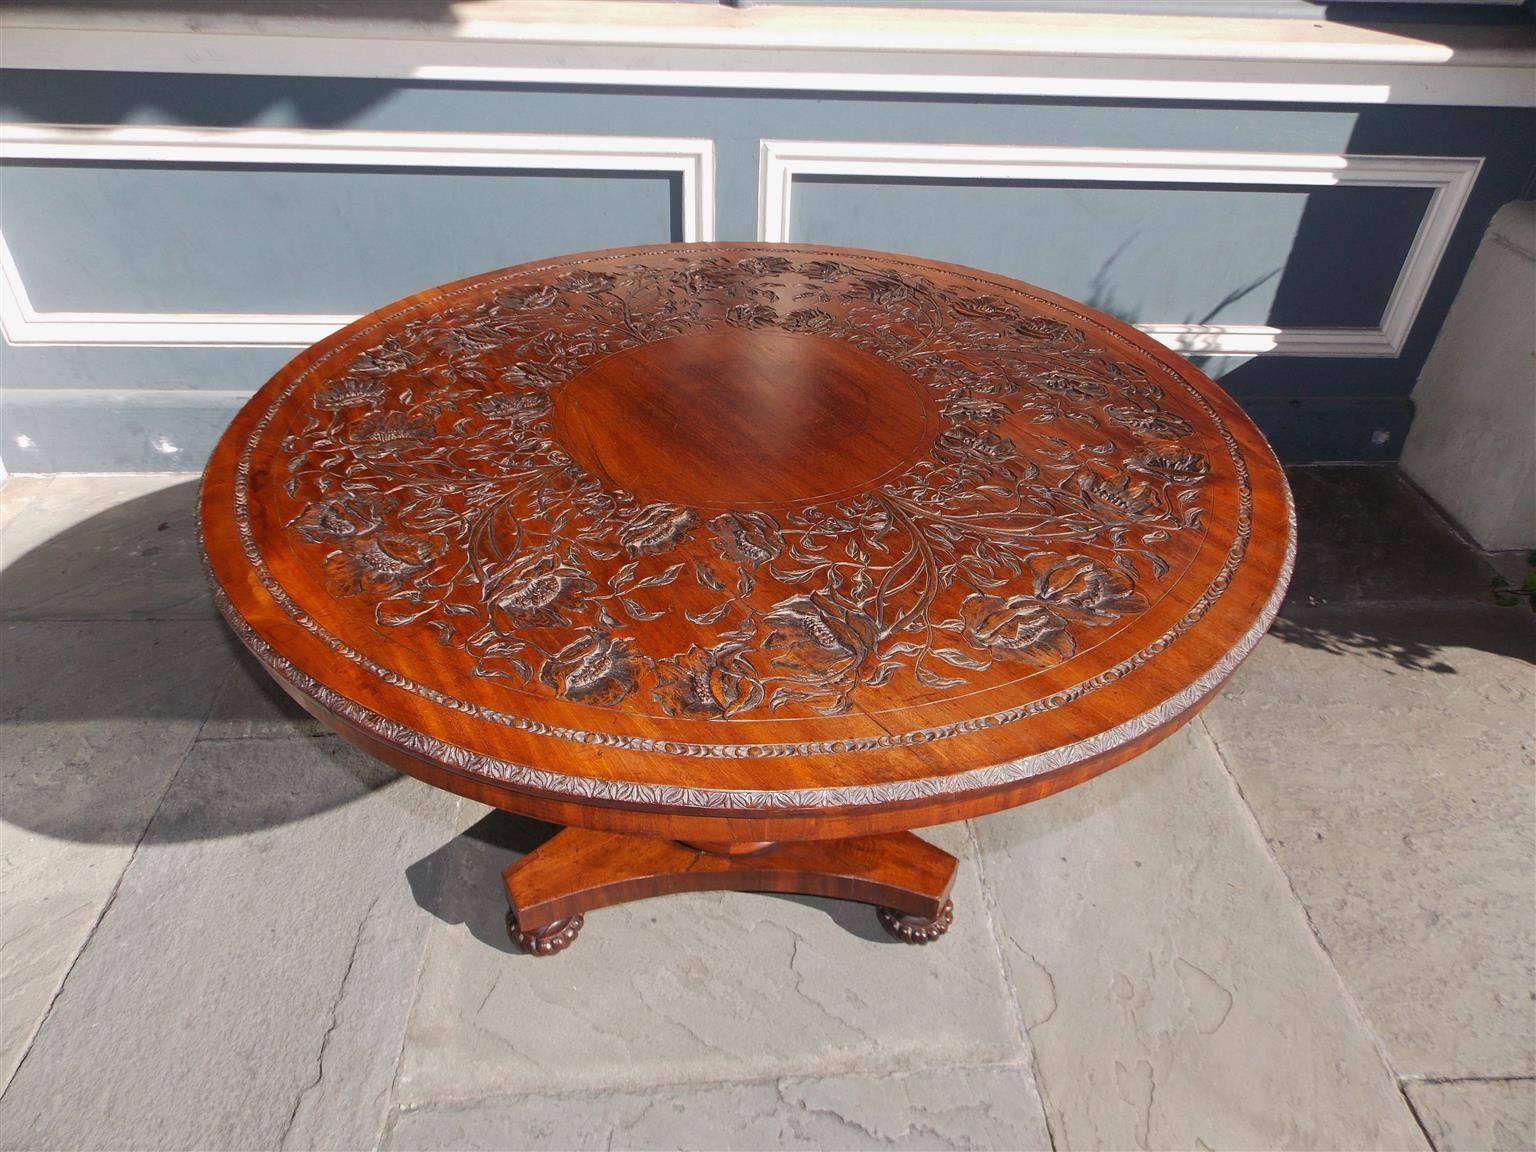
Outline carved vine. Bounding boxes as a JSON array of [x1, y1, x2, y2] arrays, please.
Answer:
[[272, 253, 1213, 720]]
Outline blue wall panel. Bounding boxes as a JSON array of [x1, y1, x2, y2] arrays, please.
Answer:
[[2, 164, 681, 313], [790, 178, 1429, 329], [0, 69, 1531, 471]]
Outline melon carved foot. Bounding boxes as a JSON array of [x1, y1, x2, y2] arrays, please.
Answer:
[[506, 910, 584, 957], [877, 898, 955, 944]]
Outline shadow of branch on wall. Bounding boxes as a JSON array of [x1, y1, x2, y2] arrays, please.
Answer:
[[1195, 266, 1282, 325], [1080, 228, 1283, 348], [1082, 231, 1142, 325]]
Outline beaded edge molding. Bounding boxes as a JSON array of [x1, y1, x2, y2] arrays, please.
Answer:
[[213, 493, 1290, 811]]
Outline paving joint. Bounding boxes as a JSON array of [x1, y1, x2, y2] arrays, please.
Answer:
[[391, 1054, 1045, 1114], [0, 652, 234, 1101], [964, 817, 1058, 1151], [1196, 716, 1416, 1101]]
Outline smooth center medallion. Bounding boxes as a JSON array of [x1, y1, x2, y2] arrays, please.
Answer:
[[555, 330, 937, 509]]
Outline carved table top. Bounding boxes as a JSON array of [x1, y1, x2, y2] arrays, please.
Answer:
[[200, 244, 1293, 836]]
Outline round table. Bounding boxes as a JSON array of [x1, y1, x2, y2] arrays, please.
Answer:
[[200, 243, 1294, 955]]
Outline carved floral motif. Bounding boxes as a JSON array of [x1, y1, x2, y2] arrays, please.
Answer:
[[273, 252, 1217, 720]]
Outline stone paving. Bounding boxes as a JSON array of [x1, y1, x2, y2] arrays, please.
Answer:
[[0, 467, 1531, 1152]]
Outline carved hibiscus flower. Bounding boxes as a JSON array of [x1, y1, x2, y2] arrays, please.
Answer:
[[653, 643, 761, 719], [1014, 316, 1076, 343], [477, 389, 552, 421], [313, 377, 387, 411], [944, 395, 1010, 426], [782, 308, 835, 333], [958, 557, 1147, 665], [950, 294, 1019, 320], [349, 338, 421, 377], [617, 503, 698, 557], [1070, 470, 1160, 522], [1105, 405, 1194, 441], [796, 260, 848, 282], [540, 631, 641, 707], [1034, 556, 1148, 625], [959, 595, 1074, 666], [494, 283, 560, 310], [762, 593, 878, 678], [492, 554, 596, 628], [323, 534, 441, 598], [552, 269, 614, 294], [344, 411, 434, 447], [1034, 370, 1109, 401], [971, 431, 1018, 462], [934, 427, 1019, 466], [948, 366, 1018, 398], [709, 511, 782, 569], [290, 494, 389, 544], [849, 273, 923, 306], [725, 303, 778, 329], [681, 263, 736, 293], [737, 255, 793, 277], [1127, 444, 1211, 483]]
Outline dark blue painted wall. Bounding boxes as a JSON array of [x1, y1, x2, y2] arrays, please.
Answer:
[[1, 69, 1531, 469]]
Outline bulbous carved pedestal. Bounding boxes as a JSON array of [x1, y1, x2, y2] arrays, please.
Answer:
[[201, 243, 1293, 956]]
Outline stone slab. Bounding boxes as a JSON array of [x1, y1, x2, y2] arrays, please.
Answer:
[[0, 476, 52, 535], [385, 1065, 1051, 1151], [395, 816, 1028, 1104], [973, 722, 1428, 1151], [0, 619, 234, 1092], [1203, 605, 1536, 1080], [0, 737, 461, 1151], [0, 474, 212, 621], [199, 641, 330, 740], [1405, 1080, 1536, 1152], [1284, 466, 1495, 609]]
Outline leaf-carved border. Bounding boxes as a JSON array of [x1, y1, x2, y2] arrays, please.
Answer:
[[212, 491, 1291, 810]]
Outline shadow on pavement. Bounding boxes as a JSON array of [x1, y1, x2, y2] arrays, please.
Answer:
[[405, 808, 896, 954]]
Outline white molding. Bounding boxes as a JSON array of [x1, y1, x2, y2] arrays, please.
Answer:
[[758, 141, 1482, 358], [0, 124, 716, 348], [1, 3, 1532, 107]]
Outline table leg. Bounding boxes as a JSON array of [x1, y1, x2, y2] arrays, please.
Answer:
[[502, 828, 958, 956]]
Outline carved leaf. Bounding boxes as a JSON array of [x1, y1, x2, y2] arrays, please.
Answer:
[[619, 597, 665, 622], [932, 647, 990, 670], [631, 562, 683, 590]]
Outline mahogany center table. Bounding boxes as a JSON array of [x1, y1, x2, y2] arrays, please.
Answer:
[[200, 243, 1294, 956]]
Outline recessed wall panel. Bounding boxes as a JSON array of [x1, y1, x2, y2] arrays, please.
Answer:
[[1, 163, 681, 314], [789, 177, 1431, 330]]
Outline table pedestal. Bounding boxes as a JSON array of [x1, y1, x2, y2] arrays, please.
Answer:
[[503, 828, 958, 956]]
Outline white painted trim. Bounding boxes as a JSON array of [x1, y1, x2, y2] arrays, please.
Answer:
[[758, 141, 1482, 357], [0, 124, 715, 347], [1, 3, 1532, 107]]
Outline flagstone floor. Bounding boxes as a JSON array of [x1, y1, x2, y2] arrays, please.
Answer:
[[0, 466, 1531, 1151]]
